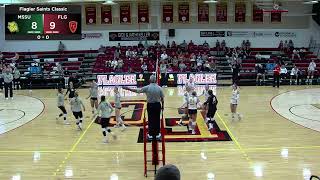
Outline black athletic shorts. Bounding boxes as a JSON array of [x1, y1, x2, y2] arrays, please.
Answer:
[[188, 109, 197, 115], [207, 108, 217, 118], [100, 118, 110, 128], [58, 106, 67, 114], [91, 97, 98, 101], [72, 111, 83, 119]]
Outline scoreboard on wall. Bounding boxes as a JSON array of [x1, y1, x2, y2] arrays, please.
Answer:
[[5, 5, 82, 40]]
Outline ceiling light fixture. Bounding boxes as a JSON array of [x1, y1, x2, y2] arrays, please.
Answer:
[[203, 0, 218, 3], [102, 0, 117, 5]]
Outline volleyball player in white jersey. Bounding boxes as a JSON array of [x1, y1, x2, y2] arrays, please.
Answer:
[[185, 77, 195, 94], [56, 88, 70, 125], [93, 95, 117, 143], [87, 80, 99, 114], [113, 86, 126, 130], [202, 84, 210, 100], [178, 91, 189, 126], [188, 91, 200, 134], [230, 84, 241, 120], [70, 92, 86, 130]]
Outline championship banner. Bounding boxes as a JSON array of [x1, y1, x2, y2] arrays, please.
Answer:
[[200, 31, 225, 37], [235, 3, 246, 22], [252, 5, 263, 22], [198, 3, 209, 23], [138, 3, 149, 23], [163, 4, 173, 23], [101, 5, 112, 24], [178, 3, 190, 23], [85, 6, 96, 24], [271, 11, 282, 23], [120, 4, 131, 24], [109, 31, 160, 41], [216, 3, 228, 22]]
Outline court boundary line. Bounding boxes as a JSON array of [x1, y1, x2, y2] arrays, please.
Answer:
[[0, 94, 45, 136], [270, 87, 320, 133], [52, 117, 96, 177], [216, 112, 252, 163], [1, 144, 320, 154]]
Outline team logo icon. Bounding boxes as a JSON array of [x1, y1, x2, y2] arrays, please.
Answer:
[[7, 21, 19, 33], [69, 21, 78, 33]]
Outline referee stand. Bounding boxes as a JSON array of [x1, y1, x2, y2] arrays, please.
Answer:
[[143, 109, 166, 177], [143, 60, 166, 177]]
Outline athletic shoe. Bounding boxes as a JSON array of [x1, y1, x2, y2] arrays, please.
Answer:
[[56, 117, 59, 121], [147, 134, 153, 141], [5, 98, 8, 100], [191, 130, 196, 135], [114, 124, 120, 128], [102, 139, 109, 143], [78, 124, 82, 131], [156, 133, 162, 141], [208, 123, 213, 131], [64, 121, 71, 125], [238, 114, 242, 121], [121, 125, 126, 132], [11, 97, 13, 100], [178, 121, 184, 126]]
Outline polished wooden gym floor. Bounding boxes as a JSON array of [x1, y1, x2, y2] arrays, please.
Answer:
[[0, 85, 320, 180]]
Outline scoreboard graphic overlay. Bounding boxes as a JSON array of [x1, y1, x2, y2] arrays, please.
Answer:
[[5, 5, 81, 40]]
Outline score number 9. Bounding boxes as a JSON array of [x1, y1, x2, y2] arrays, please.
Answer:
[[31, 22, 55, 30]]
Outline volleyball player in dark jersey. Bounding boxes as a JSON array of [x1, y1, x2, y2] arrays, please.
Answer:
[[203, 90, 218, 131], [65, 81, 76, 99]]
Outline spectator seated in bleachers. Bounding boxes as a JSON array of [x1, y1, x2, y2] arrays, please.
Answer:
[[154, 40, 160, 47], [203, 40, 209, 48], [292, 49, 301, 60], [126, 49, 133, 58], [288, 39, 294, 51], [215, 40, 220, 49], [141, 62, 148, 73], [255, 52, 262, 60], [221, 40, 226, 51], [266, 61, 276, 74], [171, 41, 177, 48], [142, 49, 148, 57], [111, 59, 118, 70], [299, 48, 307, 59], [138, 41, 144, 49], [283, 40, 289, 52], [180, 40, 187, 50], [278, 40, 284, 51], [98, 45, 106, 54], [160, 51, 169, 61], [290, 65, 300, 85], [255, 63, 266, 85], [179, 61, 187, 72], [280, 65, 288, 81], [114, 47, 121, 59]]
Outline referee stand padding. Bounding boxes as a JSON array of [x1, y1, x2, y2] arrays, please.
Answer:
[[143, 109, 166, 177]]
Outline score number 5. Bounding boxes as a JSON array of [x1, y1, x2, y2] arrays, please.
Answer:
[[31, 22, 55, 30]]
